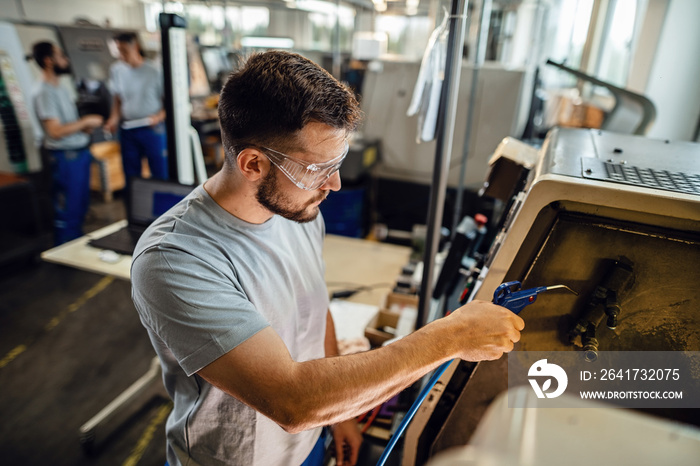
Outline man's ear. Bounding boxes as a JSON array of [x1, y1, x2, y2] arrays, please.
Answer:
[[236, 148, 271, 183]]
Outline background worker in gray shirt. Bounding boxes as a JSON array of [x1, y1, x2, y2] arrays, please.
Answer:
[[31, 41, 103, 244], [104, 32, 168, 183]]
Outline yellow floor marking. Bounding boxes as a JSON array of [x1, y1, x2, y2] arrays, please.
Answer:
[[45, 276, 115, 331], [122, 401, 173, 466], [0, 276, 115, 369], [0, 344, 27, 369]]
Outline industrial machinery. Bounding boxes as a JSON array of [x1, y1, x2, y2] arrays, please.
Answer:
[[361, 60, 526, 190], [403, 127, 700, 465]]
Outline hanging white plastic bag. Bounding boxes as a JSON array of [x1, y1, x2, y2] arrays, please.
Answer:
[[407, 10, 450, 143]]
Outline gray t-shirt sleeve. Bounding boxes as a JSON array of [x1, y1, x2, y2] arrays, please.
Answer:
[[34, 88, 61, 121], [132, 245, 270, 376]]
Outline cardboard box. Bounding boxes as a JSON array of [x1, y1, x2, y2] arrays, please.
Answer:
[[364, 292, 419, 347], [383, 292, 419, 311], [364, 309, 401, 347], [557, 95, 605, 129]]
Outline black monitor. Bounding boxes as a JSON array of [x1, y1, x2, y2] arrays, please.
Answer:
[[199, 46, 230, 91]]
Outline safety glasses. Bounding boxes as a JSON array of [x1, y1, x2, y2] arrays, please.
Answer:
[[258, 140, 349, 191]]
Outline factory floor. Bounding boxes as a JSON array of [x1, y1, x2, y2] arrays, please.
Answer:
[[0, 191, 401, 466], [0, 193, 169, 466]]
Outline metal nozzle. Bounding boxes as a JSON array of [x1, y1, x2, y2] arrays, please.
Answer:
[[582, 323, 599, 362], [583, 346, 599, 363], [545, 284, 579, 296]]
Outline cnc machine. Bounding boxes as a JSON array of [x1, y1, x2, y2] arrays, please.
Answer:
[[404, 127, 700, 465]]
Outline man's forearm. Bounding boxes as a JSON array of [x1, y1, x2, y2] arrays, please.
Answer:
[[107, 96, 121, 123], [43, 117, 93, 140], [202, 318, 457, 434], [286, 317, 453, 431], [198, 301, 522, 434]]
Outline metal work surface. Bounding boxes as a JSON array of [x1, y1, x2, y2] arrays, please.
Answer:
[[518, 212, 700, 353], [539, 128, 700, 183], [582, 159, 700, 195]]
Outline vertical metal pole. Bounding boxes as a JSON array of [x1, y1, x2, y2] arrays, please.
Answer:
[[222, 0, 230, 49], [451, 0, 492, 234], [15, 0, 26, 19], [332, 0, 342, 79], [416, 0, 468, 329]]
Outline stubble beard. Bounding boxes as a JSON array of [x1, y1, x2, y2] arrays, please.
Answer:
[[255, 170, 325, 224]]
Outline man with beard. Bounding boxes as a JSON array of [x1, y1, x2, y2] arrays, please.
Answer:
[[31, 42, 103, 244], [131, 51, 523, 466]]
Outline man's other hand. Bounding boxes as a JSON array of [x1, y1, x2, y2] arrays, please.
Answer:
[[103, 116, 118, 135], [81, 114, 103, 133], [331, 419, 362, 466]]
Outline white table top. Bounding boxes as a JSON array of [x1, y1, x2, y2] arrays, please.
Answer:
[[41, 221, 411, 307], [41, 220, 132, 280]]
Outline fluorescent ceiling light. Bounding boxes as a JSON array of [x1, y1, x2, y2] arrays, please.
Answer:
[[240, 37, 295, 49], [373, 0, 387, 13], [294, 0, 349, 15]]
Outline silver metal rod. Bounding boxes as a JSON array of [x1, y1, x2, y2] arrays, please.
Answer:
[[16, 0, 26, 19], [332, 0, 342, 79], [417, 0, 469, 329], [452, 0, 492, 235]]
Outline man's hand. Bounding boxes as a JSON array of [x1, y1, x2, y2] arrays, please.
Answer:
[[149, 110, 166, 127], [445, 300, 525, 361], [103, 116, 118, 135], [81, 114, 103, 133], [331, 419, 362, 466], [42, 114, 103, 140]]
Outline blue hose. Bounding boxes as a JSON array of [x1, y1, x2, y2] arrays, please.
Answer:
[[375, 359, 453, 466], [375, 281, 556, 464]]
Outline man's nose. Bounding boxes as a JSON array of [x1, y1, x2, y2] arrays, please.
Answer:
[[320, 170, 341, 192]]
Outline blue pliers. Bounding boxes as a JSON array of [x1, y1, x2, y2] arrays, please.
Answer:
[[493, 281, 577, 314]]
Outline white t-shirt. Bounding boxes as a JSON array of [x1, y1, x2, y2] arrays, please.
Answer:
[[131, 185, 327, 465]]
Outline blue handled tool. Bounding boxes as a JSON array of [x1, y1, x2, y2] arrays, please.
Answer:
[[493, 281, 577, 314], [375, 280, 577, 466]]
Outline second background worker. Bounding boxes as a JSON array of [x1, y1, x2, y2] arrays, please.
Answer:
[[105, 32, 168, 184]]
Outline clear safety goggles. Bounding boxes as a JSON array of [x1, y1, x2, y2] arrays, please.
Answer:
[[258, 140, 349, 191]]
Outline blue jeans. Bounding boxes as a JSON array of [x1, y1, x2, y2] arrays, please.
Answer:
[[119, 122, 168, 181], [48, 147, 91, 245], [300, 429, 326, 466]]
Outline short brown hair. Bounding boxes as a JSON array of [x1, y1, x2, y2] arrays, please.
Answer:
[[218, 51, 362, 160], [113, 31, 145, 57], [32, 41, 55, 69]]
